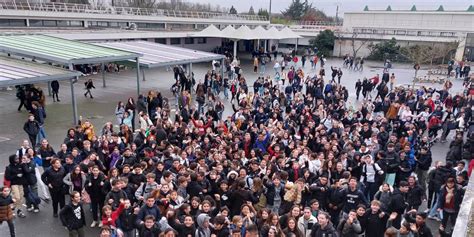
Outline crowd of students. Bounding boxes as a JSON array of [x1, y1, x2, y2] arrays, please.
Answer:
[[2, 54, 474, 237]]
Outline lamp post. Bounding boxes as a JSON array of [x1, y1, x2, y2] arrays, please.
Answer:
[[269, 0, 272, 22]]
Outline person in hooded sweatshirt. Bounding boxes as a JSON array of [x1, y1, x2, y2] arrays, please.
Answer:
[[310, 212, 338, 237], [195, 213, 212, 237], [59, 191, 86, 237], [4, 154, 28, 218]]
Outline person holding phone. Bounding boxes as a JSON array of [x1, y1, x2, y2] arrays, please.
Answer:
[[298, 207, 317, 237]]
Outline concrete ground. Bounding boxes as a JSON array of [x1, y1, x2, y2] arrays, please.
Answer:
[[0, 56, 465, 236]]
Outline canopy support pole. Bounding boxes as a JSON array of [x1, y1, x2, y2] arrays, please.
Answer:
[[233, 40, 238, 59], [257, 39, 260, 51], [142, 69, 146, 81], [68, 63, 78, 125], [101, 63, 106, 87], [189, 63, 193, 76], [136, 57, 141, 98], [220, 58, 225, 79], [295, 38, 299, 52], [264, 40, 268, 53], [47, 81, 52, 96]]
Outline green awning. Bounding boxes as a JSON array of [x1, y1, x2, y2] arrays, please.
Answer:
[[0, 35, 141, 65]]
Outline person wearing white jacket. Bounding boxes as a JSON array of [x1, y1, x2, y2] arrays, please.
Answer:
[[298, 207, 318, 237]]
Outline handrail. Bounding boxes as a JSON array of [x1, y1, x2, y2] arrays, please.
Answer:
[[0, 0, 268, 22]]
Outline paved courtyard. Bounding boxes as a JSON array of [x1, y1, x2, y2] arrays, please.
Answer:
[[0, 56, 465, 236]]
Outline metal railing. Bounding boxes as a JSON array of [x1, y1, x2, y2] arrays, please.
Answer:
[[0, 1, 268, 22], [352, 27, 461, 38]]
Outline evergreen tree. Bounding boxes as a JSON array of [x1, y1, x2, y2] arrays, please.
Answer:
[[282, 0, 311, 21], [257, 8, 269, 18], [229, 5, 238, 14], [248, 6, 255, 15]]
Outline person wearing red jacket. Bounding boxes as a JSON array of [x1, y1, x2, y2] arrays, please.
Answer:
[[428, 116, 442, 140], [102, 201, 125, 233]]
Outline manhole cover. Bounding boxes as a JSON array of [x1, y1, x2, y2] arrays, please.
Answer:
[[0, 136, 11, 143]]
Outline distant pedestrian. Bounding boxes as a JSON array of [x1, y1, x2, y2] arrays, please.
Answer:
[[51, 80, 60, 102], [23, 114, 40, 150], [84, 79, 95, 99]]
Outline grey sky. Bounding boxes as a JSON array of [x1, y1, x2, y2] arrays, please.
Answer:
[[185, 0, 472, 16]]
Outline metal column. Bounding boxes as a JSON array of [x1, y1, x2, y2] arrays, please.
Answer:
[[69, 63, 78, 124], [264, 40, 268, 53], [295, 38, 299, 52], [142, 69, 146, 81], [220, 58, 225, 79], [47, 81, 52, 96], [101, 63, 106, 87], [70, 78, 78, 125], [233, 40, 238, 58], [136, 58, 141, 97], [189, 63, 193, 76]]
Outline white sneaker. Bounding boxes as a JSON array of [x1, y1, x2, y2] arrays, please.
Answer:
[[33, 208, 39, 213], [27, 206, 34, 212], [90, 221, 97, 228], [98, 222, 103, 228]]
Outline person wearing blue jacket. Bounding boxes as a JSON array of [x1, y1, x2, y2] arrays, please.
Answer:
[[136, 196, 161, 227], [253, 131, 270, 155]]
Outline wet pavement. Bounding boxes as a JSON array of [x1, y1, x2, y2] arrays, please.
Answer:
[[0, 55, 465, 236]]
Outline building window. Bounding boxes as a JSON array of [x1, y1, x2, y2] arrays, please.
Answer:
[[29, 20, 42, 27], [69, 21, 82, 27], [57, 21, 68, 27], [155, 38, 166, 44], [197, 37, 207, 44], [170, 38, 181, 45], [42, 20, 57, 27], [184, 38, 194, 44]]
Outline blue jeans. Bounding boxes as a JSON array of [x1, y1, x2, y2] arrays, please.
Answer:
[[260, 64, 266, 75], [428, 199, 443, 219], [36, 125, 47, 144], [223, 88, 229, 99]]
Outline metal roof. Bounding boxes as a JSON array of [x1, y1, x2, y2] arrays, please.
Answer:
[[0, 56, 81, 87], [95, 41, 225, 68], [0, 34, 142, 65]]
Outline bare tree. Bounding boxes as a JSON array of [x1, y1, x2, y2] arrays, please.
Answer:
[[350, 32, 370, 59]]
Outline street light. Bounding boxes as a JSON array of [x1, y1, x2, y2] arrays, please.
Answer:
[[269, 0, 272, 22]]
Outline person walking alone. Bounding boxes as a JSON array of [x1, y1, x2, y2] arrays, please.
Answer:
[[84, 79, 95, 99], [23, 114, 40, 150], [59, 191, 86, 237], [51, 80, 60, 102]]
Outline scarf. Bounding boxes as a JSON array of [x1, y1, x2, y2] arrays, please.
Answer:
[[445, 186, 454, 204]]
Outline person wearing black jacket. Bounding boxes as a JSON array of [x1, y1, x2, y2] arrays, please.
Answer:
[[137, 215, 161, 237], [364, 200, 388, 237], [340, 177, 368, 214], [41, 158, 66, 217], [388, 181, 409, 229], [309, 176, 330, 210], [167, 213, 196, 237], [59, 191, 86, 237], [406, 176, 424, 211], [4, 154, 28, 218], [23, 114, 40, 150], [51, 80, 60, 102], [415, 146, 432, 193], [118, 199, 138, 237], [85, 166, 106, 227], [23, 155, 39, 213], [211, 215, 230, 237], [310, 212, 338, 237], [437, 178, 464, 234], [228, 180, 256, 216]]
